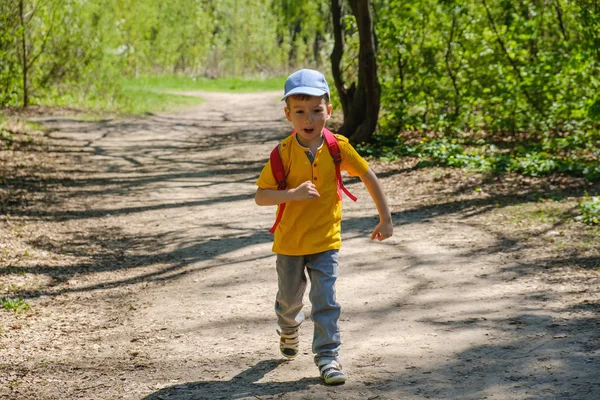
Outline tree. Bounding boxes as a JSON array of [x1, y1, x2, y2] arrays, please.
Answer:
[[17, 0, 59, 107], [0, 1, 20, 106], [330, 0, 380, 143]]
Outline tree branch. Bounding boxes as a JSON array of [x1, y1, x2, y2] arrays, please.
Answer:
[[444, 12, 460, 118], [330, 0, 348, 115], [27, 4, 58, 70], [553, 0, 569, 42], [482, 0, 542, 115]]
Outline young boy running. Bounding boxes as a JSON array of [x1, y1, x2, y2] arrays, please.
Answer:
[[255, 69, 393, 385]]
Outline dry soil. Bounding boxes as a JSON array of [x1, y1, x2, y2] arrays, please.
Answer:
[[1, 91, 599, 400]]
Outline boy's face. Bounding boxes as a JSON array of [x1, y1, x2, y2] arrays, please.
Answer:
[[284, 95, 333, 148]]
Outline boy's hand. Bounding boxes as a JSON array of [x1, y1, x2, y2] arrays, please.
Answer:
[[291, 181, 320, 201], [371, 219, 393, 241]]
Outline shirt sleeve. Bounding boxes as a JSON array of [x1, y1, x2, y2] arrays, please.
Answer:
[[337, 135, 370, 177], [256, 161, 279, 190]]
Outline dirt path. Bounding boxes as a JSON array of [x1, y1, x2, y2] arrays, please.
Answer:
[[1, 92, 599, 400]]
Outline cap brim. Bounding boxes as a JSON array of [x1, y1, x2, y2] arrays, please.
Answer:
[[281, 87, 328, 101]]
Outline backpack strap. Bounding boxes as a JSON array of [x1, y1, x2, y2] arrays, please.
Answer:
[[269, 144, 287, 233], [270, 144, 287, 190], [268, 130, 357, 234], [322, 128, 357, 202]]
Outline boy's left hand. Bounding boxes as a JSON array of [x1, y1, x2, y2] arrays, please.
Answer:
[[371, 220, 393, 241]]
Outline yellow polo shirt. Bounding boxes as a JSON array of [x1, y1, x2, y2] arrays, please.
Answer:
[[256, 132, 369, 255]]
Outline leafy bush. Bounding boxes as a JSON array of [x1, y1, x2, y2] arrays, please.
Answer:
[[579, 195, 600, 226]]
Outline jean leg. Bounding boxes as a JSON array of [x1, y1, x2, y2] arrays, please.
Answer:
[[275, 254, 307, 333], [307, 250, 341, 363]]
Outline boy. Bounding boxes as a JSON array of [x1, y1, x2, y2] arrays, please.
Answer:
[[255, 69, 393, 385]]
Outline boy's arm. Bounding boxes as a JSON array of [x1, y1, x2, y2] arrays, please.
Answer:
[[360, 168, 393, 241], [255, 181, 320, 206]]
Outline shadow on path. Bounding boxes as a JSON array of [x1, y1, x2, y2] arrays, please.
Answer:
[[143, 359, 322, 400]]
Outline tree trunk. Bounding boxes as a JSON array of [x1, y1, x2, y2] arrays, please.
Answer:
[[330, 0, 380, 143], [330, 0, 350, 117], [19, 0, 28, 107]]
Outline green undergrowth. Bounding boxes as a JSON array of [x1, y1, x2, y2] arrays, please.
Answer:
[[357, 132, 600, 182], [357, 131, 600, 226], [578, 194, 600, 225]]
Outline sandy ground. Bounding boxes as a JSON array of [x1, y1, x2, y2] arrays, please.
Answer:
[[1, 91, 599, 400]]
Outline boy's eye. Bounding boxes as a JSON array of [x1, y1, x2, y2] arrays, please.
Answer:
[[314, 109, 323, 113]]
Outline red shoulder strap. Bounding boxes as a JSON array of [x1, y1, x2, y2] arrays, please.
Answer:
[[270, 144, 286, 190], [322, 128, 357, 202], [269, 144, 286, 234]]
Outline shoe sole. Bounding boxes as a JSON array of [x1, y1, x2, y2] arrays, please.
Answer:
[[323, 375, 346, 385]]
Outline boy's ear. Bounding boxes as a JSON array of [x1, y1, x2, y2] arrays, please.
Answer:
[[326, 103, 333, 120], [284, 107, 292, 122]]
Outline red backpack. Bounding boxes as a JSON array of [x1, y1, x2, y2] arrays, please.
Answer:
[[268, 127, 357, 233]]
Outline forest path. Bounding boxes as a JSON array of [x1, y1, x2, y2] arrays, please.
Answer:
[[2, 91, 598, 400]]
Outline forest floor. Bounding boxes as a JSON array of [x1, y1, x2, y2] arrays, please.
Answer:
[[1, 92, 599, 400]]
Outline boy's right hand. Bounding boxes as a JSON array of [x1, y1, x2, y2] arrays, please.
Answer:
[[291, 181, 320, 201]]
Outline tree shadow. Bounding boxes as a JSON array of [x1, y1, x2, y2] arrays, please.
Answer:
[[4, 224, 275, 299], [395, 312, 600, 400], [2, 116, 281, 214], [1, 111, 288, 299], [142, 359, 322, 400]]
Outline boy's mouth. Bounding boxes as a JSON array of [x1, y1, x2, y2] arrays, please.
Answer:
[[303, 128, 315, 134]]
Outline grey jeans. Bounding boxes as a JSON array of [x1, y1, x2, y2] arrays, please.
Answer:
[[275, 250, 341, 364]]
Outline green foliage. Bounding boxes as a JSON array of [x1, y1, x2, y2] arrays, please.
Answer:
[[272, 1, 330, 68], [1, 297, 30, 313], [0, 0, 323, 109], [353, 0, 599, 180], [1, 0, 598, 185], [375, 0, 599, 139], [578, 194, 600, 225]]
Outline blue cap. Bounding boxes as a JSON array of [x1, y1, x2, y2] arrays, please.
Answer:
[[282, 69, 330, 101]]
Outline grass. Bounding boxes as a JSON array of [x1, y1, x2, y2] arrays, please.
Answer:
[[1, 297, 30, 313], [113, 75, 284, 115], [53, 75, 286, 116], [3, 267, 27, 276], [2, 75, 286, 117], [121, 75, 285, 93], [114, 87, 205, 115]]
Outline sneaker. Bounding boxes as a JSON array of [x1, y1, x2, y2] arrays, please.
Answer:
[[277, 330, 299, 359], [318, 360, 346, 385]]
